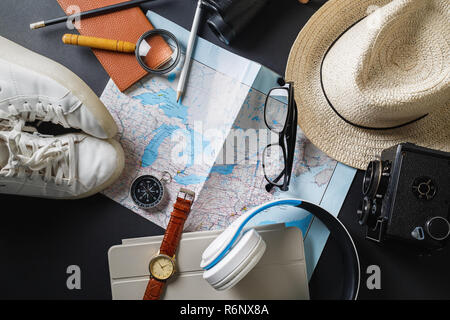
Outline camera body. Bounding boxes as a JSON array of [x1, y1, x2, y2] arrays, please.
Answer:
[[358, 143, 450, 249]]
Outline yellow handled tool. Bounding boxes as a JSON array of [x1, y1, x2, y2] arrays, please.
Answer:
[[62, 34, 136, 53]]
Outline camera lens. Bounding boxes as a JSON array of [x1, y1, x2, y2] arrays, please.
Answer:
[[362, 160, 391, 199], [362, 160, 378, 196]]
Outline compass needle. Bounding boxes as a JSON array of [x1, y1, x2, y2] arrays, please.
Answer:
[[131, 175, 167, 209]]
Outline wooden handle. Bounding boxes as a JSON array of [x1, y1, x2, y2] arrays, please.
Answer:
[[62, 34, 136, 53], [298, 0, 309, 3]]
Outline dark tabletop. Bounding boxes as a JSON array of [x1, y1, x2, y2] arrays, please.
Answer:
[[1, 0, 449, 300]]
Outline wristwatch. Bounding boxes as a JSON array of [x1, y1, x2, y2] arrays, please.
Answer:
[[143, 188, 195, 300]]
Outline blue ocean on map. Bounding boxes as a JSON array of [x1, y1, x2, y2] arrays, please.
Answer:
[[141, 124, 178, 167], [210, 164, 236, 175], [134, 88, 189, 124], [135, 88, 214, 181], [174, 164, 237, 186]]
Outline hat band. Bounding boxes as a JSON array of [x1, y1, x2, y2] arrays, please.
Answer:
[[319, 17, 428, 131]]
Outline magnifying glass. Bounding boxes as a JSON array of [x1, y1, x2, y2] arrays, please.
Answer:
[[62, 29, 181, 74]]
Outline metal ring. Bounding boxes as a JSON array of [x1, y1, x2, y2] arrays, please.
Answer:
[[135, 29, 181, 75], [426, 216, 450, 241], [161, 171, 172, 183]]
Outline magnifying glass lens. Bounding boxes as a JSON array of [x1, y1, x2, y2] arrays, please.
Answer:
[[137, 30, 180, 74]]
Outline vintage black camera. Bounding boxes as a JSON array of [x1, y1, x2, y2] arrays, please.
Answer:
[[357, 143, 450, 249]]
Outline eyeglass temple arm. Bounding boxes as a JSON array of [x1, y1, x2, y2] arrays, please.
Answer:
[[265, 168, 287, 192]]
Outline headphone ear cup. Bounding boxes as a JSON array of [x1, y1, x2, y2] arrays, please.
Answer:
[[203, 229, 266, 291], [216, 238, 266, 291]]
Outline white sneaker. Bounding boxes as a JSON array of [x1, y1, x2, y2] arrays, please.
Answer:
[[0, 120, 124, 199], [0, 36, 118, 139]]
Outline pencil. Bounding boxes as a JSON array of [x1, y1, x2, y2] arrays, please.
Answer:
[[176, 0, 203, 103], [30, 0, 154, 30]]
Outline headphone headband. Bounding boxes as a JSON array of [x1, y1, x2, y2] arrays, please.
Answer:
[[200, 198, 360, 300], [202, 199, 303, 270]]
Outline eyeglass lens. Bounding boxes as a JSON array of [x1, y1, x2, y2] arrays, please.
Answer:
[[264, 88, 289, 133], [262, 144, 286, 185]]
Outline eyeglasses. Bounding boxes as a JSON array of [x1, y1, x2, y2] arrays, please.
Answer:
[[262, 81, 298, 192]]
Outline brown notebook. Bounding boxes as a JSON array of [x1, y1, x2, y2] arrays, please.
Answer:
[[56, 0, 172, 92]]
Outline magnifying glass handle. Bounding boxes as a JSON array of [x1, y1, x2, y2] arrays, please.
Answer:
[[62, 34, 136, 53]]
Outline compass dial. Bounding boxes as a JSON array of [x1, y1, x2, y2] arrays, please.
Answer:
[[131, 175, 164, 209]]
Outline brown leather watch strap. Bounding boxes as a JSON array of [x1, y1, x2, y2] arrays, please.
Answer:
[[143, 190, 195, 300], [160, 197, 194, 257], [143, 278, 165, 300]]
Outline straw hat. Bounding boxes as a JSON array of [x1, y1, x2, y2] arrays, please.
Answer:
[[286, 0, 449, 169]]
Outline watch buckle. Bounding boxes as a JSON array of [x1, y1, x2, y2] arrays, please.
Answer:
[[177, 188, 195, 201]]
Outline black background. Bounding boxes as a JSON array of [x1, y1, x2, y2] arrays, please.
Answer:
[[0, 0, 449, 300]]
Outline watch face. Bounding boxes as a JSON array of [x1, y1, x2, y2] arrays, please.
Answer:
[[131, 175, 164, 209], [149, 254, 175, 280]]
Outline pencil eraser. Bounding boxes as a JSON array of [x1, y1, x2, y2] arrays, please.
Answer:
[[30, 21, 45, 30]]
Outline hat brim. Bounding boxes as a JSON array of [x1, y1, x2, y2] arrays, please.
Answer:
[[285, 0, 450, 169]]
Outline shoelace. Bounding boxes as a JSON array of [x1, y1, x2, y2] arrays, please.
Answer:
[[1, 102, 70, 128], [0, 120, 76, 186]]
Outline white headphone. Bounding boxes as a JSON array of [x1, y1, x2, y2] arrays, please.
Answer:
[[200, 198, 360, 300]]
